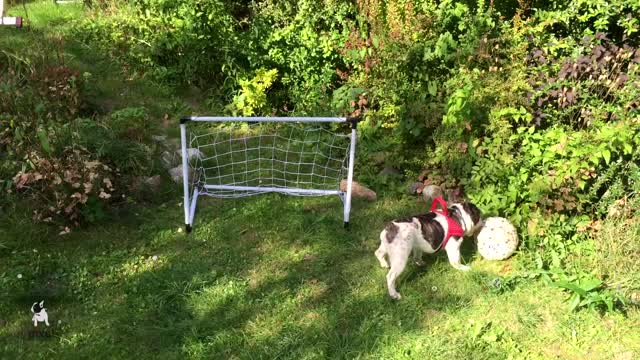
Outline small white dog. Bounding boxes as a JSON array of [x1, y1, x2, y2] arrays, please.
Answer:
[[31, 300, 49, 327], [375, 198, 482, 300]]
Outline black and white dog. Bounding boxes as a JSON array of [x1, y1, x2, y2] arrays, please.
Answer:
[[31, 300, 49, 327], [375, 200, 482, 300]]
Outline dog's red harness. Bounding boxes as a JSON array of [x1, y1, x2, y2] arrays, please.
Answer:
[[430, 197, 465, 250]]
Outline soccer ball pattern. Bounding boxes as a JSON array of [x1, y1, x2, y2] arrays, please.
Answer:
[[476, 217, 519, 260]]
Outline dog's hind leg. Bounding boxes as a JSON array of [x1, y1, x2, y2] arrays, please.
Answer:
[[386, 245, 411, 300], [375, 232, 389, 268], [444, 238, 470, 272], [412, 248, 425, 266], [375, 245, 389, 268]]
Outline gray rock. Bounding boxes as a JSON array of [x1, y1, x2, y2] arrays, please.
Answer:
[[151, 135, 167, 143], [340, 179, 377, 201], [145, 175, 162, 191], [408, 182, 425, 194], [162, 148, 202, 170], [161, 151, 178, 170], [446, 187, 465, 203], [133, 175, 162, 192], [370, 151, 387, 165], [378, 166, 401, 177], [418, 169, 430, 182], [169, 166, 186, 184], [422, 185, 444, 205], [175, 148, 204, 161]]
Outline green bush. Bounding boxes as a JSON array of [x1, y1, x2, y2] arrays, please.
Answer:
[[12, 147, 117, 229], [0, 47, 154, 229], [70, 0, 241, 86], [108, 107, 154, 141], [8, 0, 640, 298]]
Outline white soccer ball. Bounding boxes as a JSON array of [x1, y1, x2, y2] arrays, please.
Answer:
[[476, 217, 519, 261]]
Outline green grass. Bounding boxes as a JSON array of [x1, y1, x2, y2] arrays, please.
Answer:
[[5, 1, 84, 29], [1, 0, 204, 122], [2, 1, 640, 359], [1, 196, 640, 359]]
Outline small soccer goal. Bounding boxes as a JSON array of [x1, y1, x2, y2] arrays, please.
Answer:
[[179, 116, 359, 232]]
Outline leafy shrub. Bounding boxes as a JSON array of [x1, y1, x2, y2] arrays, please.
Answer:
[[246, 0, 355, 114], [70, 0, 241, 86], [71, 0, 358, 114], [352, 0, 502, 142], [12, 147, 117, 230], [0, 50, 84, 122], [108, 107, 154, 142], [553, 275, 625, 313], [62, 117, 154, 177], [1, 47, 86, 187], [226, 69, 279, 116], [527, 33, 640, 129], [349, 1, 638, 298], [1, 47, 154, 229]]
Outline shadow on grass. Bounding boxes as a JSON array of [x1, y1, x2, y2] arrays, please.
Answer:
[[1, 194, 478, 359], [107, 196, 472, 357]]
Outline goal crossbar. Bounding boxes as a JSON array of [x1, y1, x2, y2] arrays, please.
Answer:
[[179, 116, 358, 232], [183, 116, 349, 123]]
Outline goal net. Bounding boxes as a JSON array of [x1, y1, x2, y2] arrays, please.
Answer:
[[179, 116, 358, 232]]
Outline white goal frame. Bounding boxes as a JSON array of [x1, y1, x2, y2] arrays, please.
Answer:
[[179, 116, 358, 232]]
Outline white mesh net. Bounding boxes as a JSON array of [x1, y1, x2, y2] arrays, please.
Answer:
[[186, 121, 352, 198]]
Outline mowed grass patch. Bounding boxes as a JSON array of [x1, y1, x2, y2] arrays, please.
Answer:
[[1, 194, 639, 359], [1, 1, 640, 359]]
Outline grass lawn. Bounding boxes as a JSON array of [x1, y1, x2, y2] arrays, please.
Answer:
[[1, 1, 640, 359], [1, 195, 640, 359]]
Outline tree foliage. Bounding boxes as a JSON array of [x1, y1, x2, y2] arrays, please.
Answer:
[[2, 0, 640, 273]]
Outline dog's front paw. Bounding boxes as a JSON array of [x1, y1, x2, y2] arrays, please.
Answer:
[[389, 292, 402, 300], [415, 259, 426, 267], [457, 265, 471, 272]]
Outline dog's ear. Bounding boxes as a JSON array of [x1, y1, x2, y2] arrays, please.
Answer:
[[39, 300, 45, 308], [462, 202, 481, 225]]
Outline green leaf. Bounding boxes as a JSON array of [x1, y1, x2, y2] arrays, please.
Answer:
[[37, 129, 51, 155], [605, 298, 614, 312], [555, 280, 587, 296], [580, 277, 602, 292], [602, 149, 611, 164], [569, 293, 581, 311], [472, 322, 484, 338], [577, 180, 586, 190], [428, 81, 438, 97], [372, 36, 380, 48]]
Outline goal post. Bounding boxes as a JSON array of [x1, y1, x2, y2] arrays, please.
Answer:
[[179, 116, 359, 233]]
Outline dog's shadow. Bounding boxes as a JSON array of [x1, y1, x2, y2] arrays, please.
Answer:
[[403, 235, 479, 283], [461, 235, 479, 259]]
